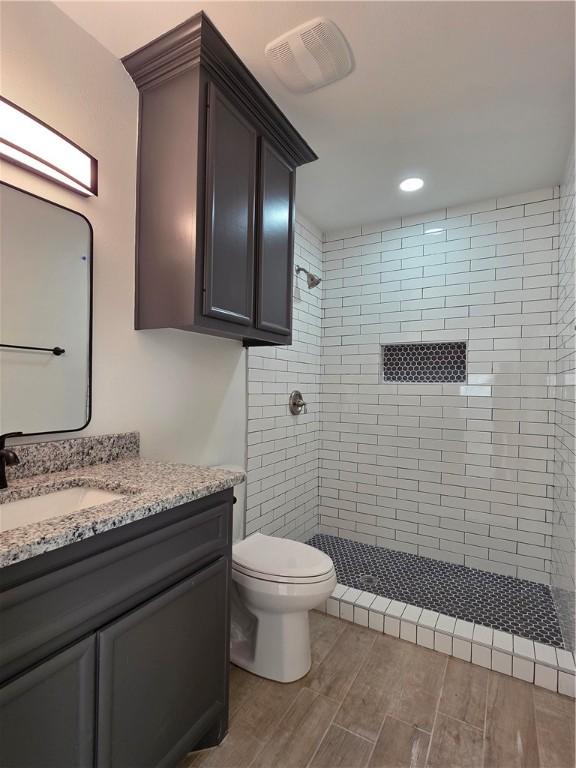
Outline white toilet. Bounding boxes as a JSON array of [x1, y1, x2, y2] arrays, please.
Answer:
[[230, 533, 336, 683]]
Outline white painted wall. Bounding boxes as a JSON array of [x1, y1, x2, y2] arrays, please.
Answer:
[[1, 1, 247, 527]]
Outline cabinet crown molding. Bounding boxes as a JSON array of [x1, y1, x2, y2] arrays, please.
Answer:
[[123, 11, 317, 168]]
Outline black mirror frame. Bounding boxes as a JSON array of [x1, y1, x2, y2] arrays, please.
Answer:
[[0, 181, 93, 437]]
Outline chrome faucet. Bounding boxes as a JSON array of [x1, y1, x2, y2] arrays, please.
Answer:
[[0, 432, 22, 489]]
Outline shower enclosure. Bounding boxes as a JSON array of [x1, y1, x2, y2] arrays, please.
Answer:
[[246, 173, 576, 680]]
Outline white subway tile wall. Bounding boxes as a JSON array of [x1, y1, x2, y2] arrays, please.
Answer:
[[552, 143, 576, 651], [320, 189, 561, 582], [245, 214, 323, 541]]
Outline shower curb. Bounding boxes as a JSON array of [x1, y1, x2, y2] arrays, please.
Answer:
[[317, 583, 576, 698]]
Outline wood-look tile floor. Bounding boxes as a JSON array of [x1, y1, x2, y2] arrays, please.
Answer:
[[180, 613, 575, 768]]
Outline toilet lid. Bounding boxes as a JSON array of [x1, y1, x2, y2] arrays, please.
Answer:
[[232, 562, 335, 585], [232, 533, 334, 579]]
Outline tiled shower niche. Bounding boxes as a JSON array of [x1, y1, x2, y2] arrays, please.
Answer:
[[381, 340, 467, 383]]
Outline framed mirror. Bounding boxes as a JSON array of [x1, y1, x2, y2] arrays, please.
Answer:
[[0, 182, 92, 435]]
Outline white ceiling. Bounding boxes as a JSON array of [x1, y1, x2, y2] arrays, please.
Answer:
[[55, 1, 575, 232]]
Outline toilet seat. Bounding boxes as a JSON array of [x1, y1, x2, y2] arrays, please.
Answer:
[[232, 533, 334, 583], [232, 562, 335, 585]]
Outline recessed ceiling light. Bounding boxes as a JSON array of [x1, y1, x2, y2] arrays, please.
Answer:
[[399, 177, 424, 192]]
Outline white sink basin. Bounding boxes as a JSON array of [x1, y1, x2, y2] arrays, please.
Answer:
[[0, 486, 125, 533]]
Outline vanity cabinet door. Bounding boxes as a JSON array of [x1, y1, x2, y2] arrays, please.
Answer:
[[96, 557, 229, 768], [256, 140, 295, 336], [0, 636, 96, 768], [203, 82, 257, 327]]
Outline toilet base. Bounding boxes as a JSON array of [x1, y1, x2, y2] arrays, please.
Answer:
[[231, 607, 312, 683]]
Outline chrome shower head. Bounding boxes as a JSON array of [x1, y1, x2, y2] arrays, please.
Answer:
[[306, 272, 322, 289], [296, 265, 322, 289]]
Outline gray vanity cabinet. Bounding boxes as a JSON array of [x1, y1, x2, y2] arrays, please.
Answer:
[[0, 636, 96, 768], [0, 489, 234, 768], [97, 558, 228, 768]]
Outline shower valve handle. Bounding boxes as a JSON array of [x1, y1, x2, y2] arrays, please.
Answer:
[[289, 390, 307, 415]]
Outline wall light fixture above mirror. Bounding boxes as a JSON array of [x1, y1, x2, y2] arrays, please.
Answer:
[[0, 97, 98, 196]]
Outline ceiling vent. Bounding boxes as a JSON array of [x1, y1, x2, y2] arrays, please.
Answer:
[[265, 18, 353, 93]]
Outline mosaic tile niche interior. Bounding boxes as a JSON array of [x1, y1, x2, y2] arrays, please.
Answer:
[[381, 341, 467, 384]]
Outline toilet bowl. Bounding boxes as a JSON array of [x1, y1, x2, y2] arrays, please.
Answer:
[[230, 533, 336, 683]]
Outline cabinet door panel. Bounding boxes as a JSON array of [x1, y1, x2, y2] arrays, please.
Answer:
[[204, 83, 257, 326], [257, 141, 295, 335], [96, 558, 228, 768], [0, 636, 95, 768]]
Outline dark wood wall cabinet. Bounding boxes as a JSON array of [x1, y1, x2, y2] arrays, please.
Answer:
[[123, 13, 317, 346], [0, 490, 234, 768]]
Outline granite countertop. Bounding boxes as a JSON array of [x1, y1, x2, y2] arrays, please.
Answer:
[[0, 458, 244, 568]]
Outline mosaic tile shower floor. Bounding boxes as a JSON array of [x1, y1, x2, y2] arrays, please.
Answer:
[[307, 533, 565, 648]]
